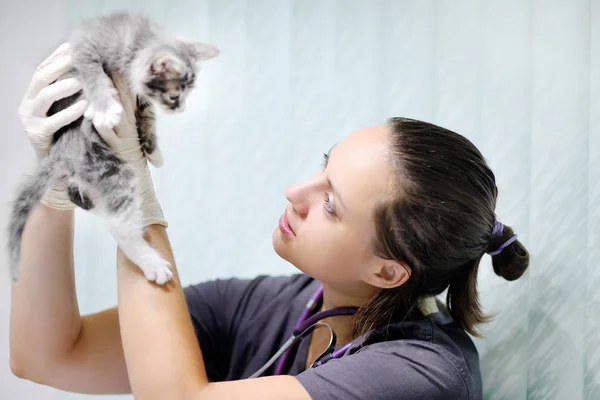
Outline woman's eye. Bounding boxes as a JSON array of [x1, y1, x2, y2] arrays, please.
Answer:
[[323, 192, 336, 216], [322, 153, 329, 169]]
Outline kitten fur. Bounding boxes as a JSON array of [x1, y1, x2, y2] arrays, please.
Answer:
[[8, 12, 219, 284]]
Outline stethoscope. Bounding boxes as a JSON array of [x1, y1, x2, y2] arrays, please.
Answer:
[[249, 285, 359, 378]]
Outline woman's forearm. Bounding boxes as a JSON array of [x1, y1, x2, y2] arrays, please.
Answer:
[[116, 225, 208, 400], [9, 204, 80, 377]]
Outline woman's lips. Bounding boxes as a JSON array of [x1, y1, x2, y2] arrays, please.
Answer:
[[279, 211, 296, 237]]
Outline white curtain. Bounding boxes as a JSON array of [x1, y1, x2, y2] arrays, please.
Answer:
[[64, 1, 600, 399]]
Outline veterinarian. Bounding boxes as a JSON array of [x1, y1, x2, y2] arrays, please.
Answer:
[[9, 44, 529, 400]]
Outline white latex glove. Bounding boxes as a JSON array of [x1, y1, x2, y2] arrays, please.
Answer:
[[18, 43, 88, 210], [93, 74, 168, 228], [18, 43, 87, 159]]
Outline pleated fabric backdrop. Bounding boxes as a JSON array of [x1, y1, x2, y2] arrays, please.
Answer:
[[63, 1, 599, 399]]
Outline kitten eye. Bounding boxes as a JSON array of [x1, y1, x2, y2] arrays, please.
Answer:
[[146, 81, 167, 93]]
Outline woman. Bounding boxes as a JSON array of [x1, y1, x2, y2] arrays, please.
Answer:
[[10, 44, 529, 400]]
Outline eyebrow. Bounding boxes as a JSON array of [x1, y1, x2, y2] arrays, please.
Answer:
[[323, 144, 347, 212]]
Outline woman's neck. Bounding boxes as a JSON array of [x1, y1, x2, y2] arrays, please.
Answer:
[[319, 282, 379, 341], [305, 283, 376, 369]]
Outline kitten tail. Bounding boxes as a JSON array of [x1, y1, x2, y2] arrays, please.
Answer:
[[7, 158, 58, 282]]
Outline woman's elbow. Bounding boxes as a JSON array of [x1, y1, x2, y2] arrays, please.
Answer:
[[9, 353, 43, 383], [9, 348, 51, 384], [9, 355, 26, 379]]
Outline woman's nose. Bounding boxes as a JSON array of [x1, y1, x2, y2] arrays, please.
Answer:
[[285, 180, 315, 216]]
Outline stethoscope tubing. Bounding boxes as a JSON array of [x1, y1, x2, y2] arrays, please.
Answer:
[[250, 304, 359, 378]]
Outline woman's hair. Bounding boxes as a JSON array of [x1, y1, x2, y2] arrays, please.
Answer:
[[353, 117, 529, 337]]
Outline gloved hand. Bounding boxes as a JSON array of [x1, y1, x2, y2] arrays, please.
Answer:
[[18, 43, 88, 210], [93, 73, 168, 228]]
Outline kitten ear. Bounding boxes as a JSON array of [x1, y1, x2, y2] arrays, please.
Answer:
[[150, 53, 184, 78], [177, 37, 220, 62], [191, 42, 220, 61]]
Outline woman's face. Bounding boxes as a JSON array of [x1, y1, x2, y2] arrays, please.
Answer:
[[272, 125, 395, 294]]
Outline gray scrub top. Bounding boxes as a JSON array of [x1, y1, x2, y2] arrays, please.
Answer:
[[184, 274, 482, 399]]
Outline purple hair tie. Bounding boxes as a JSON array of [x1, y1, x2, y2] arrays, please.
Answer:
[[488, 219, 518, 256], [492, 220, 504, 237]]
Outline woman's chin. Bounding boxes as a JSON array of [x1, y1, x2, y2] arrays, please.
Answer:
[[272, 228, 288, 258], [272, 228, 300, 266]]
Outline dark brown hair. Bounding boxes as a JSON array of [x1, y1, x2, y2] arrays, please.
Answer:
[[353, 117, 529, 337]]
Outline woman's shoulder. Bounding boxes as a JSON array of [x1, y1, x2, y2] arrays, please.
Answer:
[[184, 273, 317, 327], [184, 273, 315, 306], [296, 310, 482, 400], [380, 317, 480, 394], [216, 273, 316, 309], [374, 309, 479, 362]]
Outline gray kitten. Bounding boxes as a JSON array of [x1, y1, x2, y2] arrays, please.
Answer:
[[8, 12, 219, 284]]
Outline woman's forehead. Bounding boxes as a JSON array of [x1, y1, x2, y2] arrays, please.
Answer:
[[329, 125, 393, 213]]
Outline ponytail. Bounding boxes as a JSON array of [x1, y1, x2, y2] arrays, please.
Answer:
[[447, 224, 529, 336]]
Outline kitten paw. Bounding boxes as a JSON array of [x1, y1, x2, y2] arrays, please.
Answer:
[[140, 256, 173, 285], [146, 149, 164, 168], [85, 101, 123, 131]]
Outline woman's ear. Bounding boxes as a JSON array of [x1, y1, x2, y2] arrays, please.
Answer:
[[362, 259, 410, 289]]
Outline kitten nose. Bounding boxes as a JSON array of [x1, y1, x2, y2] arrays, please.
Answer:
[[169, 95, 178, 101]]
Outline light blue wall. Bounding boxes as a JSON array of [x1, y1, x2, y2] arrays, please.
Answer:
[[64, 1, 600, 399]]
